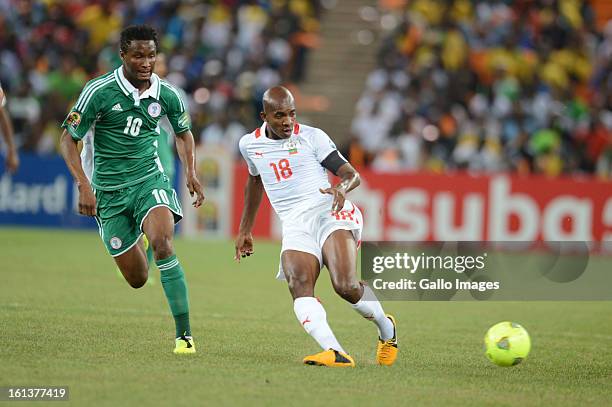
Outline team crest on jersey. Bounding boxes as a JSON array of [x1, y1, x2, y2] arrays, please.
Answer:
[[148, 102, 161, 118], [66, 111, 81, 130], [283, 139, 300, 155], [110, 237, 122, 250]]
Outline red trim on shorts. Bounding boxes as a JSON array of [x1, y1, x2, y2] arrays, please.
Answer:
[[349, 201, 356, 215], [293, 123, 300, 134], [255, 128, 261, 138]]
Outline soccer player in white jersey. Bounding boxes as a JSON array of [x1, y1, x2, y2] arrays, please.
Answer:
[[0, 81, 19, 173], [234, 86, 398, 367]]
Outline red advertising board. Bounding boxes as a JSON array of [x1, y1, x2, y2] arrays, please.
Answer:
[[232, 165, 612, 242]]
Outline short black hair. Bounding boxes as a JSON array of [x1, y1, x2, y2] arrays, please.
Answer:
[[120, 25, 159, 53]]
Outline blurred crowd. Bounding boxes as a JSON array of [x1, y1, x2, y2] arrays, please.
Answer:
[[349, 0, 612, 178], [0, 0, 321, 156]]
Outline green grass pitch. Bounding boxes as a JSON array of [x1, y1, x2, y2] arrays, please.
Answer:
[[1, 227, 611, 406]]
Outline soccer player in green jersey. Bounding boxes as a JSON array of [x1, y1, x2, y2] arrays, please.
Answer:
[[59, 25, 205, 354]]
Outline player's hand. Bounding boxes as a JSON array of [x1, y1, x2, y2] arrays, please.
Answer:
[[320, 186, 346, 214], [77, 183, 97, 216], [186, 172, 205, 208], [234, 232, 254, 262], [5, 149, 19, 173]]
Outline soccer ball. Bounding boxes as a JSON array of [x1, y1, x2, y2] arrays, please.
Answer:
[[484, 321, 531, 367]]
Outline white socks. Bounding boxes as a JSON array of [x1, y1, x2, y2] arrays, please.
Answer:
[[351, 285, 395, 341], [293, 289, 394, 352], [294, 297, 346, 353]]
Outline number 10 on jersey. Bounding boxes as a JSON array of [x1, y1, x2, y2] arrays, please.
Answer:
[[270, 159, 293, 181], [123, 115, 143, 136]]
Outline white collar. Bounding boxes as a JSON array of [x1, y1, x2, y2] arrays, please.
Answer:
[[114, 67, 160, 106]]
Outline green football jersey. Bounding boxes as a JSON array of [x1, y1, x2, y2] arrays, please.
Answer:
[[62, 67, 191, 191]]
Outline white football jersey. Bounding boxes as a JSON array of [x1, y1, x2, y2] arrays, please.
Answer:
[[238, 122, 343, 222], [80, 130, 94, 183]]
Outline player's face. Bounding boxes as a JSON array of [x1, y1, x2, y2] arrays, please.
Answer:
[[121, 40, 157, 82], [261, 102, 296, 139]]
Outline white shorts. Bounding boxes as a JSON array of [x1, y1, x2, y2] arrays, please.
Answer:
[[276, 199, 363, 280]]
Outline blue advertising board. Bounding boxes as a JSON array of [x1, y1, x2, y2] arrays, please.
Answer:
[[0, 153, 96, 229]]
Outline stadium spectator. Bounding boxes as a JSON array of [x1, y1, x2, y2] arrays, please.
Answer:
[[350, 0, 612, 178], [200, 110, 247, 157], [0, 0, 321, 154]]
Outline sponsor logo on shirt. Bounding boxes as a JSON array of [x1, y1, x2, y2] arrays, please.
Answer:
[[254, 151, 264, 159], [112, 103, 123, 112], [148, 102, 161, 118], [66, 111, 81, 130]]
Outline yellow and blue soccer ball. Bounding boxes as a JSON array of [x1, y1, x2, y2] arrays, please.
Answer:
[[484, 322, 531, 366]]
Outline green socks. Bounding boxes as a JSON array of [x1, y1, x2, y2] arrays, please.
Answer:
[[156, 254, 191, 338]]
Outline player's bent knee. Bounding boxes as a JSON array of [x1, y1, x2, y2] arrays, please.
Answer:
[[150, 235, 174, 260], [331, 276, 361, 298], [120, 267, 148, 289], [115, 252, 149, 289], [128, 276, 147, 289]]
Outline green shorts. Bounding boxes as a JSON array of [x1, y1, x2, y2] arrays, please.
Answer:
[[94, 173, 183, 257]]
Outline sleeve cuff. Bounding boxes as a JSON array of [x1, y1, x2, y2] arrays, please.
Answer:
[[63, 124, 84, 141], [173, 125, 191, 135]]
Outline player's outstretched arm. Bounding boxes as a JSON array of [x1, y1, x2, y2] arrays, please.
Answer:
[[319, 163, 360, 213], [0, 93, 19, 173], [234, 174, 264, 262], [59, 129, 96, 216], [175, 130, 205, 208]]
